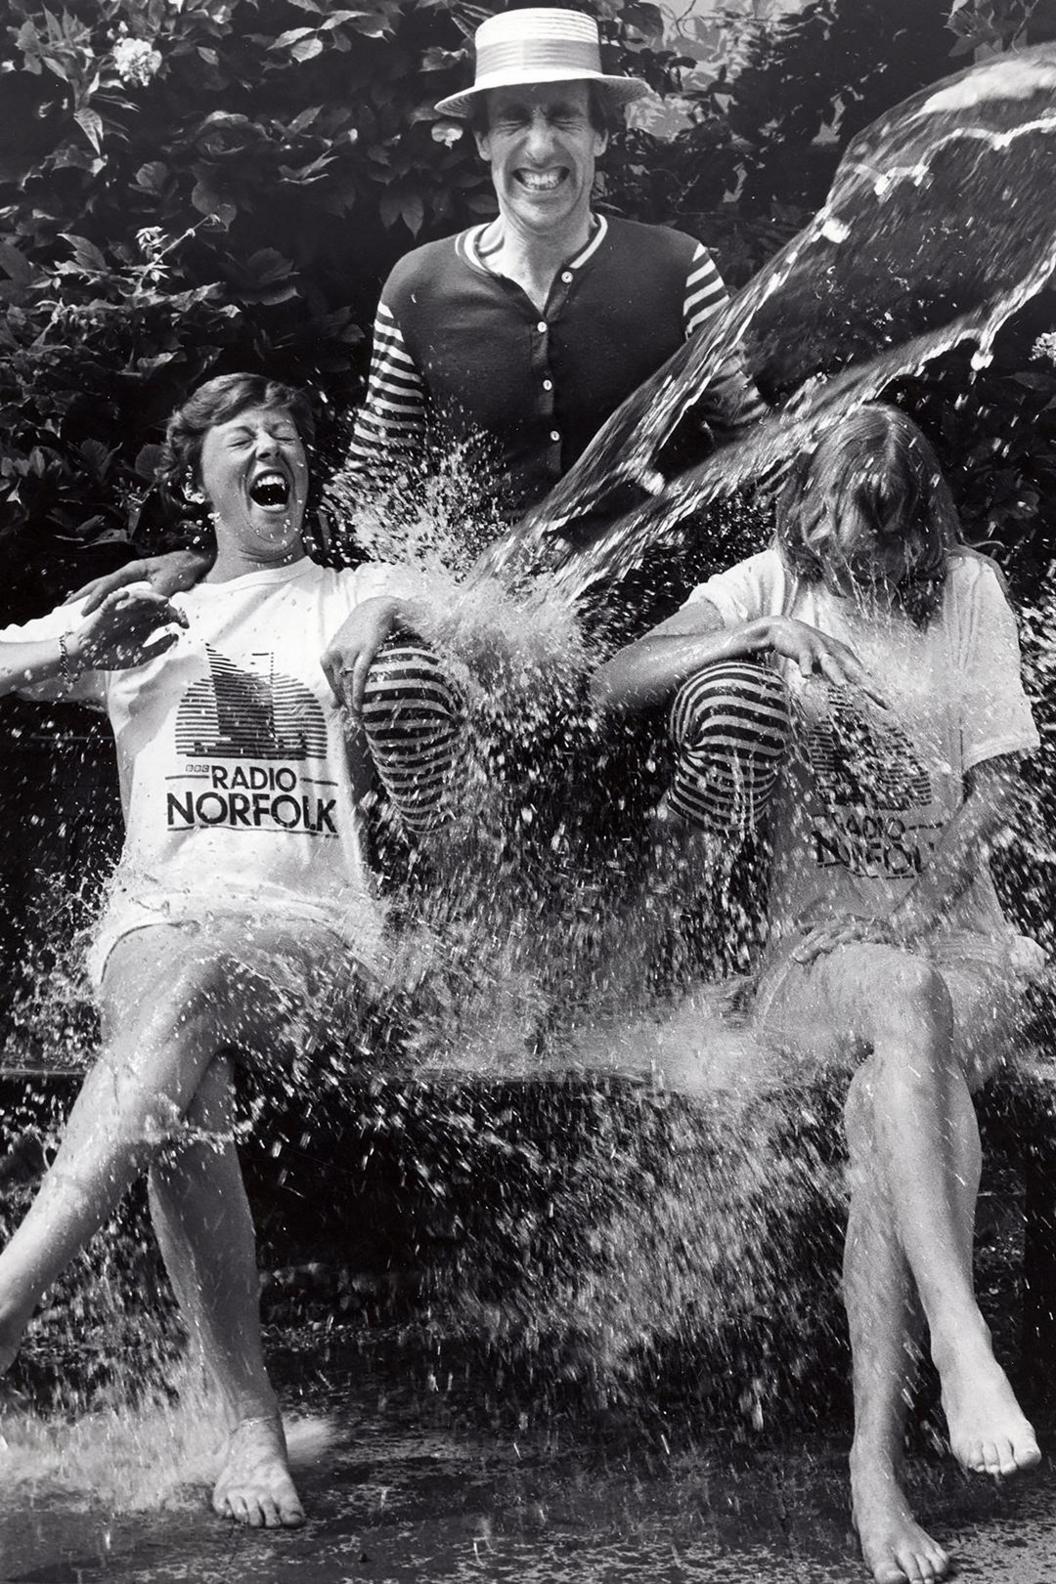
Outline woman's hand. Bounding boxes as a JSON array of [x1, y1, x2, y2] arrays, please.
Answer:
[[69, 586, 188, 673], [758, 616, 889, 709], [322, 597, 410, 716], [790, 913, 908, 965], [63, 550, 214, 612]]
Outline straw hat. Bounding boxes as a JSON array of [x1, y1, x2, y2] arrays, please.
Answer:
[[434, 8, 650, 119]]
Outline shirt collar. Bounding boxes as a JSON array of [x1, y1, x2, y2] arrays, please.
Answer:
[[459, 212, 608, 275]]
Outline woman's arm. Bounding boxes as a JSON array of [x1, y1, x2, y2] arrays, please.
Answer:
[[62, 549, 214, 612], [321, 594, 432, 715], [0, 588, 187, 699], [892, 755, 1018, 939], [591, 601, 886, 715]]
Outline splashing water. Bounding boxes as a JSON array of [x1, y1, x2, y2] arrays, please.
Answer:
[[0, 1353, 337, 1511], [6, 44, 1056, 1516], [478, 44, 1056, 609]]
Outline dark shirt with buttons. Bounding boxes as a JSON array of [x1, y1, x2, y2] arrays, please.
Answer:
[[347, 215, 760, 525]]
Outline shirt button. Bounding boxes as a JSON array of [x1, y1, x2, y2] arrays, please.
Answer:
[[561, 271, 572, 283], [542, 379, 553, 391], [550, 430, 560, 442], [536, 320, 547, 333]]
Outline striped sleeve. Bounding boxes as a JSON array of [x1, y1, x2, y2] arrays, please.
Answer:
[[345, 301, 428, 492], [682, 243, 730, 339], [682, 243, 769, 432]]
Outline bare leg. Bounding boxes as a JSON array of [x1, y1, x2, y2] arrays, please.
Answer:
[[763, 945, 1039, 1582], [148, 1057, 303, 1528], [844, 1080, 950, 1584], [845, 956, 1038, 1477], [0, 942, 225, 1368], [0, 921, 342, 1522]]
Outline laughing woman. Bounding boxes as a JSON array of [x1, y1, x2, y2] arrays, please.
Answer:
[[0, 373, 450, 1527]]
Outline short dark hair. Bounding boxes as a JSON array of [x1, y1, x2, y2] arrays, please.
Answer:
[[471, 79, 613, 136], [161, 373, 315, 492], [775, 403, 961, 627]]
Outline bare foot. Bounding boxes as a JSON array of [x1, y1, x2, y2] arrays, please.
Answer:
[[851, 1455, 950, 1583], [212, 1413, 305, 1528], [938, 1345, 1041, 1477]]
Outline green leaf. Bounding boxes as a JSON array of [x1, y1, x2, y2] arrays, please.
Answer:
[[400, 192, 424, 236], [190, 182, 237, 229], [346, 13, 392, 38], [73, 107, 104, 153], [60, 233, 107, 271], [134, 444, 164, 481], [378, 189, 401, 228], [0, 244, 34, 286], [287, 106, 323, 133], [135, 161, 170, 193], [271, 27, 319, 49], [290, 36, 325, 62]]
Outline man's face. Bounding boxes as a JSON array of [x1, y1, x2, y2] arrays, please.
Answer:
[[476, 81, 607, 236]]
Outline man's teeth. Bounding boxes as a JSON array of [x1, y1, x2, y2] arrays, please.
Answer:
[[518, 168, 564, 191], [249, 471, 289, 507]]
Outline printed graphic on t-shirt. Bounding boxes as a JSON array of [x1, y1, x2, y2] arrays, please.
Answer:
[[803, 685, 940, 880], [166, 646, 337, 836]]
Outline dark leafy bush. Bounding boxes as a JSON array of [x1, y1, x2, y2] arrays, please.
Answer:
[[0, 0, 1052, 584], [0, 0, 688, 565]]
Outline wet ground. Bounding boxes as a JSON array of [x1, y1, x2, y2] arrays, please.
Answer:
[[3, 1329, 1056, 1584]]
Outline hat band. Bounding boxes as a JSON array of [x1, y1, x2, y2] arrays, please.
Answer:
[[475, 36, 603, 83]]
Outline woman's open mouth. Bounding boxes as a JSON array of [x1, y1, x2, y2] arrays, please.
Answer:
[[248, 470, 291, 509]]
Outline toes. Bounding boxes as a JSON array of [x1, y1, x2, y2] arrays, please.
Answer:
[[872, 1559, 909, 1584], [279, 1495, 306, 1528], [235, 1492, 259, 1527], [258, 1496, 283, 1529], [213, 1481, 304, 1530], [894, 1549, 926, 1584], [960, 1438, 994, 1475], [893, 1543, 948, 1584]]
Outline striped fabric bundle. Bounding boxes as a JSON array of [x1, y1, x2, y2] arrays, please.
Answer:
[[361, 643, 466, 834], [667, 661, 791, 833]]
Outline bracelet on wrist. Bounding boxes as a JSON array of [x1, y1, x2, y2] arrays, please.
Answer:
[[59, 631, 76, 688]]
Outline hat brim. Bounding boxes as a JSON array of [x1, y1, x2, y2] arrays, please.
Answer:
[[435, 69, 650, 119]]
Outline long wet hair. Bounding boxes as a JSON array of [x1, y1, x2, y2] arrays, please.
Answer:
[[775, 404, 962, 626], [161, 372, 315, 494]]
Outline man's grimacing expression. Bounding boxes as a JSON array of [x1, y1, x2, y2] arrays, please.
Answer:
[[476, 81, 607, 236]]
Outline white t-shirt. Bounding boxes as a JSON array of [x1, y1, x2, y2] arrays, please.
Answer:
[[1, 558, 420, 971], [684, 547, 1039, 946]]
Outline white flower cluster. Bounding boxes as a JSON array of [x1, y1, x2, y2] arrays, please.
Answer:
[[136, 227, 166, 261], [1031, 330, 1056, 365], [113, 36, 163, 87]]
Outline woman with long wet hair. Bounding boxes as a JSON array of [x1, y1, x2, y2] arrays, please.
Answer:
[[592, 402, 1044, 1584], [0, 373, 459, 1529]]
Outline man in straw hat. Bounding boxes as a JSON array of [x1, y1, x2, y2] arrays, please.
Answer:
[[345, 5, 766, 530]]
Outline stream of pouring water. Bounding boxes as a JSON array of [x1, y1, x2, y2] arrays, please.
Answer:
[[475, 45, 1056, 609]]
